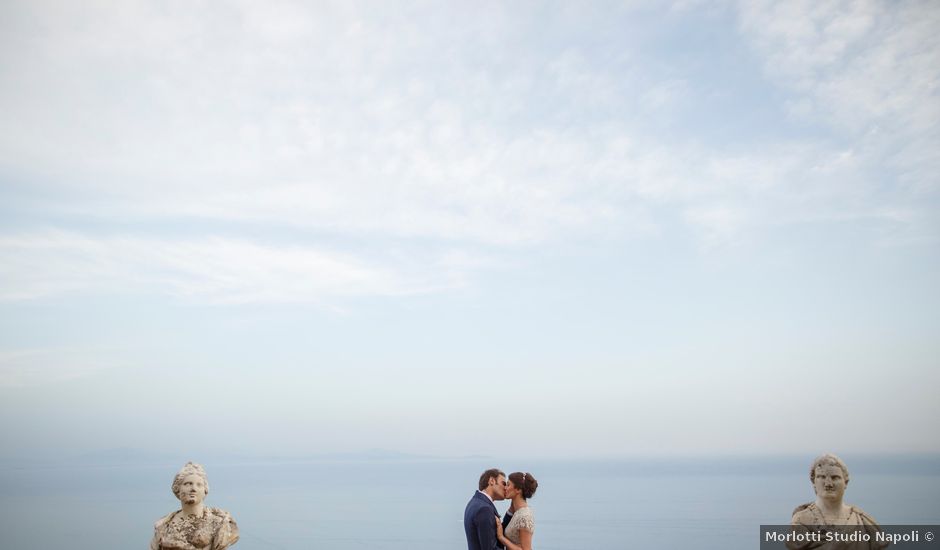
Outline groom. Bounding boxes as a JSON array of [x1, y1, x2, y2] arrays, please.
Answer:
[[464, 468, 507, 550]]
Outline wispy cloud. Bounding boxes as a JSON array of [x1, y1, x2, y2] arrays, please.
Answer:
[[0, 231, 481, 304], [737, 0, 940, 192], [0, 0, 936, 303]]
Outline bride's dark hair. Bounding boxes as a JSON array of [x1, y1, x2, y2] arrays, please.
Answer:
[[508, 471, 538, 499]]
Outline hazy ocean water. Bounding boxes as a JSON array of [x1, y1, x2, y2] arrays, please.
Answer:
[[1, 456, 938, 549]]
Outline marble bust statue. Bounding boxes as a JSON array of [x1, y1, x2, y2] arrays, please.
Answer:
[[786, 453, 886, 550], [150, 462, 239, 550]]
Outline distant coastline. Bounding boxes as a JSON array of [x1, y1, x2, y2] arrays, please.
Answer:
[[3, 449, 940, 474]]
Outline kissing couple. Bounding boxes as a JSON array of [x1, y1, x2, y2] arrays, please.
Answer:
[[463, 468, 539, 550]]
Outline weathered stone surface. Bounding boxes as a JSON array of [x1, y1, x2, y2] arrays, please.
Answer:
[[150, 462, 239, 550], [787, 454, 886, 550]]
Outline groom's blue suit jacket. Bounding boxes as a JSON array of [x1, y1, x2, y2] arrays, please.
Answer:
[[464, 491, 499, 550]]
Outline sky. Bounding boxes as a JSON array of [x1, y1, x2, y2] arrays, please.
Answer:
[[0, 0, 938, 460]]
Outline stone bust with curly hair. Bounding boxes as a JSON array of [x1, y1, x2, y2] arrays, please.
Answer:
[[150, 462, 239, 550]]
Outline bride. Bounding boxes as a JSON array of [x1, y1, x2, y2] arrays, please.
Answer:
[[496, 472, 538, 550]]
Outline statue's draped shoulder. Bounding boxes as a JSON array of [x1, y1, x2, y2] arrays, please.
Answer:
[[150, 508, 239, 550], [206, 507, 239, 550]]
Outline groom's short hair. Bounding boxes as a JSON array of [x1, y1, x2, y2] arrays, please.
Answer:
[[478, 468, 505, 491]]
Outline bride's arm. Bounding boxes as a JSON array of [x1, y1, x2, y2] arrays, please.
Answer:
[[518, 528, 533, 550]]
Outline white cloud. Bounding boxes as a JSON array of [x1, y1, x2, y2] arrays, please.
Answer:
[[0, 231, 480, 304], [0, 0, 936, 304], [737, 0, 940, 193]]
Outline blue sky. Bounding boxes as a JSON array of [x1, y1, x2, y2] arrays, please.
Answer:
[[1, 0, 938, 459]]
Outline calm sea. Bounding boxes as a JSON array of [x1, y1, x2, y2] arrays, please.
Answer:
[[1, 456, 938, 549]]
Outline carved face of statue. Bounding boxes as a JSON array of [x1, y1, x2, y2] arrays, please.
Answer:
[[813, 464, 846, 501], [177, 474, 208, 505]]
